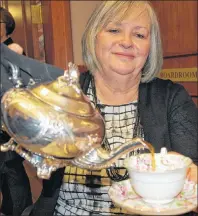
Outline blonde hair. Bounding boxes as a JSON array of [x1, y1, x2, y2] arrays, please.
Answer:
[[82, 1, 163, 83]]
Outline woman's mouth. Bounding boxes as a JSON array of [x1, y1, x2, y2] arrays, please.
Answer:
[[113, 52, 135, 59]]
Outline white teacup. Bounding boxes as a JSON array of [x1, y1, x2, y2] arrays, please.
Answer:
[[124, 151, 192, 204]]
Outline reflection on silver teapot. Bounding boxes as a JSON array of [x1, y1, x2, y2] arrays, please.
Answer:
[[1, 62, 152, 179]]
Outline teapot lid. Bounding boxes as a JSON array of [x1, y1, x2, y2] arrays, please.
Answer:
[[30, 62, 95, 117]]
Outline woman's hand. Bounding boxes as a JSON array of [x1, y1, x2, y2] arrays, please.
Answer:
[[169, 151, 197, 183], [187, 163, 197, 183], [169, 151, 197, 212], [8, 43, 23, 55]]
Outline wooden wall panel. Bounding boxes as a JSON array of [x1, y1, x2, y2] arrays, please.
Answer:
[[41, 0, 73, 69], [21, 0, 34, 57], [152, 1, 198, 106], [152, 1, 197, 57], [30, 0, 46, 62]]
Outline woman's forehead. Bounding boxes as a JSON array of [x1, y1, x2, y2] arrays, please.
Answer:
[[102, 3, 150, 26], [102, 12, 151, 32]]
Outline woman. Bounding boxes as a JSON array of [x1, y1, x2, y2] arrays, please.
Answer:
[[0, 7, 32, 216], [29, 1, 197, 216]]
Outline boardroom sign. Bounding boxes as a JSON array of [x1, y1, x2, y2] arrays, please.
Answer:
[[158, 68, 197, 82]]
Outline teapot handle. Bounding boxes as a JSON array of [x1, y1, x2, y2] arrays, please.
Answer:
[[2, 59, 24, 88]]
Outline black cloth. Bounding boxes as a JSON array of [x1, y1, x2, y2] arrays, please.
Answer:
[[3, 37, 14, 46], [0, 43, 63, 95], [1, 44, 197, 215], [0, 41, 33, 216]]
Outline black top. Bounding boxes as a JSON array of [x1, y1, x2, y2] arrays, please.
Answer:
[[3, 37, 14, 46]]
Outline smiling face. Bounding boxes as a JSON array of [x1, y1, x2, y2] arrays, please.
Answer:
[[95, 5, 151, 79]]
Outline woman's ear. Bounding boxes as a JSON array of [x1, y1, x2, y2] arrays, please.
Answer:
[[8, 43, 23, 55]]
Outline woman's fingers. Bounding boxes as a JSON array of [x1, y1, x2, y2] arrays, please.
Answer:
[[167, 152, 197, 183], [186, 163, 198, 183]]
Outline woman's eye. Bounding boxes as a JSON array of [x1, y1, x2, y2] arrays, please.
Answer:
[[108, 29, 120, 33], [136, 33, 145, 39]]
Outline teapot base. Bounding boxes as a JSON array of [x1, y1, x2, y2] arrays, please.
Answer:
[[0, 138, 67, 179]]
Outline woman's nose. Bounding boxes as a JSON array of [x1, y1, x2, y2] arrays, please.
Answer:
[[119, 34, 133, 49]]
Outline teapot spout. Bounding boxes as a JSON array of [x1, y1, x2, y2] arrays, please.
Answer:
[[72, 137, 153, 170]]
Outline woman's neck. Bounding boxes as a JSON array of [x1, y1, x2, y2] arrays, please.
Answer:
[[94, 72, 141, 105]]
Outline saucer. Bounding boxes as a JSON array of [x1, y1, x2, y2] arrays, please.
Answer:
[[108, 179, 197, 215]]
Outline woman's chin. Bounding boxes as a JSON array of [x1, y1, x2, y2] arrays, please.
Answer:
[[111, 68, 137, 76]]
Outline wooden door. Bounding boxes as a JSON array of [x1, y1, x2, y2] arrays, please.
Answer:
[[152, 1, 198, 105], [41, 1, 73, 69]]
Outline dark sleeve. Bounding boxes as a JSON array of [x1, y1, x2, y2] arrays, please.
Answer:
[[30, 167, 65, 216], [0, 43, 64, 96], [168, 84, 198, 164]]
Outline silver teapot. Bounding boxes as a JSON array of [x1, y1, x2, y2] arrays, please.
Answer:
[[1, 62, 152, 179]]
